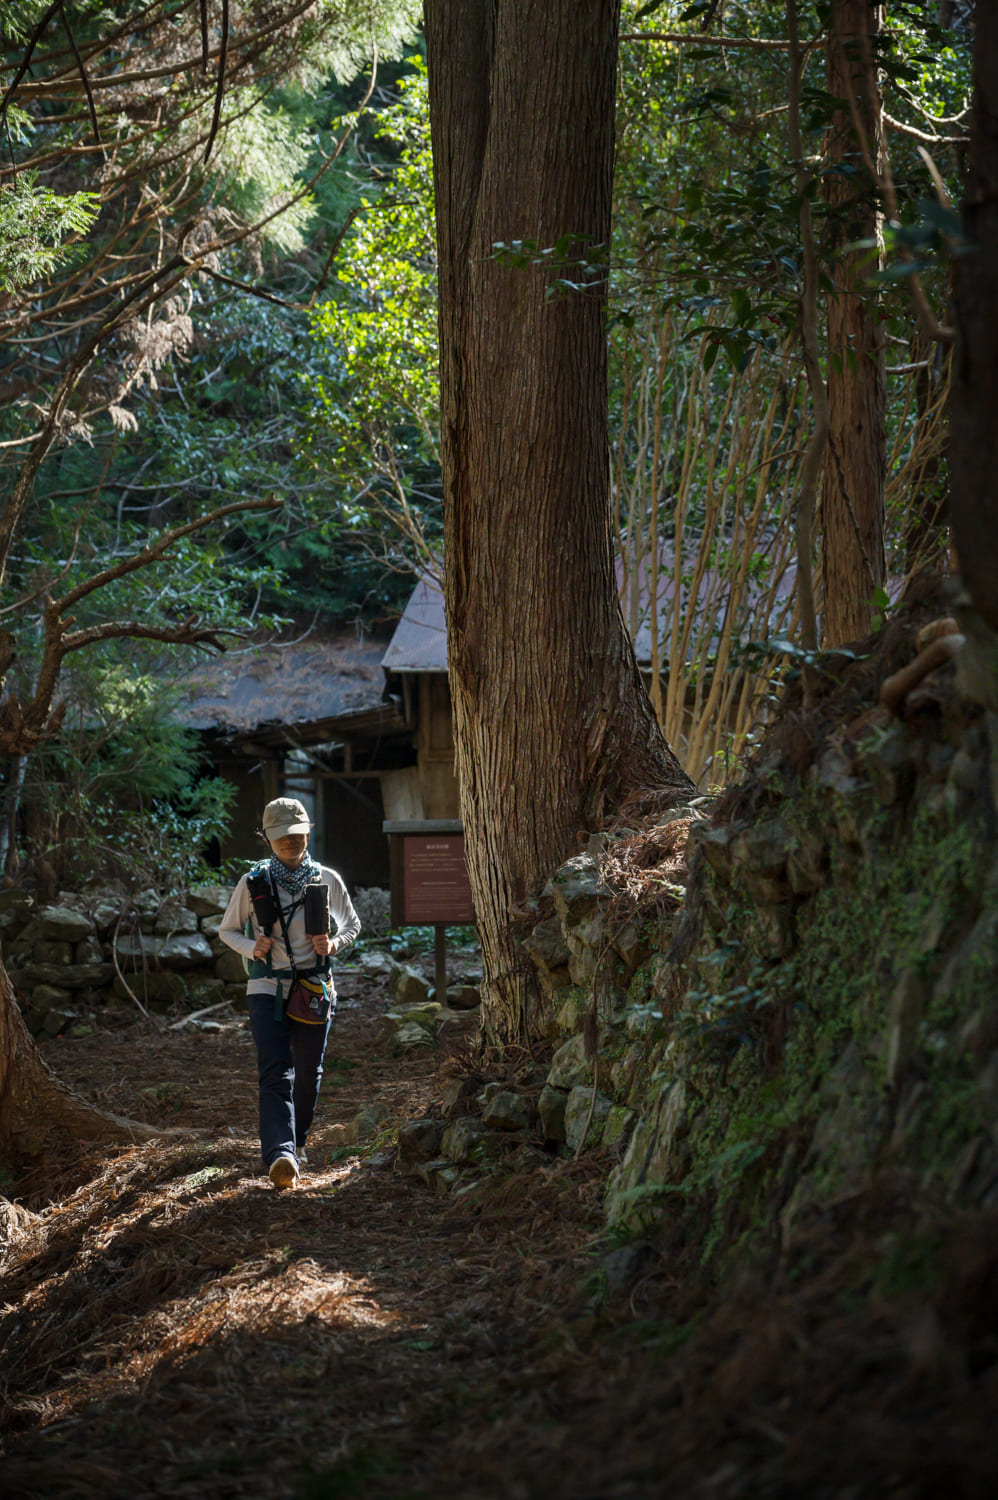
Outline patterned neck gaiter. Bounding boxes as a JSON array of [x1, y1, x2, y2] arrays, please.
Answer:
[[269, 852, 321, 897]]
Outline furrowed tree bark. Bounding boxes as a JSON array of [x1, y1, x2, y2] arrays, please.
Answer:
[[0, 956, 164, 1162], [821, 0, 886, 647], [950, 3, 998, 630], [425, 0, 694, 1048]]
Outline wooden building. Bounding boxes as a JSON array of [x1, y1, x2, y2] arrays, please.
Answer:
[[379, 572, 460, 826], [179, 631, 414, 888], [379, 552, 801, 794]]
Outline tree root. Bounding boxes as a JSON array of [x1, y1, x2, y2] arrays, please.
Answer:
[[0, 961, 194, 1160]]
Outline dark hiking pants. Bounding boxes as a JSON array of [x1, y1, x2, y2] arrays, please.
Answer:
[[247, 995, 334, 1167]]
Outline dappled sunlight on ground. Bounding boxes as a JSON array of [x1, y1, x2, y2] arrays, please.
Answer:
[[0, 969, 604, 1496], [3, 967, 997, 1498]]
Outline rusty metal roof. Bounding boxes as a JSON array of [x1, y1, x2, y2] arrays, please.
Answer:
[[380, 571, 448, 674]]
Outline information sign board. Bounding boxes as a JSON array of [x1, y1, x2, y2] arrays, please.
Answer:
[[398, 834, 474, 924]]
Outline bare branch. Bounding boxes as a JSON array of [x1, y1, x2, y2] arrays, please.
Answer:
[[56, 495, 282, 613], [916, 143, 955, 209], [12, 0, 322, 98], [58, 1, 102, 152], [60, 619, 239, 656], [12, 0, 199, 82], [199, 0, 209, 74], [188, 261, 303, 310], [203, 0, 230, 164], [621, 30, 826, 51], [310, 205, 365, 302], [884, 111, 967, 146], [111, 912, 155, 1022]]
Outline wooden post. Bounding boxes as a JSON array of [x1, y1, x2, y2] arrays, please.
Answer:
[[383, 822, 475, 1000], [262, 755, 281, 806]]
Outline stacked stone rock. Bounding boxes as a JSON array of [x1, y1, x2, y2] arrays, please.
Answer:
[[524, 846, 682, 1153], [393, 845, 687, 1195], [397, 1086, 544, 1196], [2, 885, 248, 1036], [366, 950, 482, 1052]]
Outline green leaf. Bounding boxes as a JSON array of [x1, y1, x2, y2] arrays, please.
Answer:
[[633, 0, 673, 21], [731, 287, 752, 326]]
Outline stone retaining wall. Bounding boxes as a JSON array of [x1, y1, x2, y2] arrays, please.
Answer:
[[1, 884, 243, 1035], [602, 683, 998, 1258], [2, 884, 484, 1043], [395, 841, 688, 1194]]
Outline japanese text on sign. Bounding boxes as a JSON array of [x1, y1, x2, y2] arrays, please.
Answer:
[[401, 835, 475, 924]]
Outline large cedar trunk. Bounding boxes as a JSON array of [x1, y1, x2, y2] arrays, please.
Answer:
[[950, 4, 998, 629], [0, 958, 157, 1162], [821, 0, 887, 647], [425, 0, 694, 1046]]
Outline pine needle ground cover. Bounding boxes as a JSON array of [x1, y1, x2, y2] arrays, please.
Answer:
[[2, 953, 995, 1498]]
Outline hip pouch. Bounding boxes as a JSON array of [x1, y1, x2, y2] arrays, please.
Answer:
[[286, 974, 335, 1026]]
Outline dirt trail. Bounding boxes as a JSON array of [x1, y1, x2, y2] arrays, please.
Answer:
[[2, 972, 996, 1500], [0, 973, 605, 1500]]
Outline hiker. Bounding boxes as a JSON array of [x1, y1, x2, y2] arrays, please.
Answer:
[[218, 796, 361, 1190]]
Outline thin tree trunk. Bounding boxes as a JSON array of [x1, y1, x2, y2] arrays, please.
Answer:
[[822, 0, 887, 647], [788, 0, 824, 670], [950, 4, 998, 630], [425, 0, 693, 1047]]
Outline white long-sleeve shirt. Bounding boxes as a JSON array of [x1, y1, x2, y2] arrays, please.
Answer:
[[218, 863, 361, 1001]]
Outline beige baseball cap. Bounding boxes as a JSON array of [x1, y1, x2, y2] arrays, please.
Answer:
[[262, 797, 311, 840]]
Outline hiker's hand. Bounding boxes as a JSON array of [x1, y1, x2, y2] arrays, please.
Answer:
[[253, 935, 274, 959], [311, 933, 332, 956]]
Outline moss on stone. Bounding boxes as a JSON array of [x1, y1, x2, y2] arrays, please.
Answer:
[[607, 770, 997, 1263]]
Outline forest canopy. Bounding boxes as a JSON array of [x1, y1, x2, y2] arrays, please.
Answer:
[[0, 0, 975, 888], [0, 0, 423, 882]]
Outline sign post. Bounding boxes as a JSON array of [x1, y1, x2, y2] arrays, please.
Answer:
[[384, 819, 476, 1002]]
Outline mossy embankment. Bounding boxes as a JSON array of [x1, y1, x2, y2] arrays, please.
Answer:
[[516, 587, 998, 1305]]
